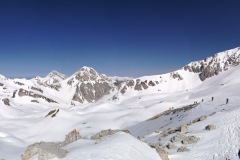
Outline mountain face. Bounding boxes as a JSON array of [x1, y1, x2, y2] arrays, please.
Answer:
[[0, 47, 240, 106], [67, 67, 114, 104], [183, 47, 240, 81], [1, 47, 240, 160], [118, 47, 240, 95]]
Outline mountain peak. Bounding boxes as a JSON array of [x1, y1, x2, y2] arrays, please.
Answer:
[[47, 70, 66, 80], [72, 66, 103, 82]]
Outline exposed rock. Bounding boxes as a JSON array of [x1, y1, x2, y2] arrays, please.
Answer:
[[113, 80, 124, 90], [31, 100, 39, 103], [21, 142, 67, 160], [72, 81, 112, 103], [126, 80, 135, 87], [177, 146, 190, 152], [205, 125, 216, 131], [91, 129, 130, 140], [166, 143, 176, 149], [112, 95, 118, 100], [12, 90, 17, 98], [0, 83, 3, 86], [180, 124, 188, 133], [148, 142, 162, 149], [199, 115, 207, 121], [45, 109, 59, 118], [170, 72, 183, 80], [192, 115, 207, 123], [120, 86, 127, 94], [155, 128, 161, 133], [182, 136, 200, 144], [209, 112, 216, 116], [170, 133, 186, 143], [2, 98, 10, 106], [160, 128, 180, 137], [183, 49, 240, 81], [63, 129, 81, 145], [18, 88, 57, 103], [14, 81, 24, 86], [156, 148, 169, 160], [149, 103, 199, 121], [21, 129, 82, 160], [31, 87, 43, 93], [43, 70, 66, 89], [148, 81, 155, 86], [134, 80, 148, 91]]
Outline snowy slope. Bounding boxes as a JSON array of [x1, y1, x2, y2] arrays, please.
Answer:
[[0, 47, 240, 160], [61, 133, 161, 160]]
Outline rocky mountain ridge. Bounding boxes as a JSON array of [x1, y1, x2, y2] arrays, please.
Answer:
[[0, 47, 240, 106]]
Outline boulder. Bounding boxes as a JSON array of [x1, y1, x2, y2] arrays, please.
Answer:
[[182, 136, 200, 144], [177, 146, 190, 152], [180, 124, 188, 133], [166, 143, 176, 149], [205, 125, 216, 131], [170, 133, 186, 143]]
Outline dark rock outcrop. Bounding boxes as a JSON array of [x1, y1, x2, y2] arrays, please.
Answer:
[[18, 89, 57, 103], [45, 109, 60, 118], [134, 79, 148, 91], [31, 87, 43, 93], [2, 98, 10, 106]]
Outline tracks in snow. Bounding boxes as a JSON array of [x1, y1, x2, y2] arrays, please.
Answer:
[[219, 104, 240, 160]]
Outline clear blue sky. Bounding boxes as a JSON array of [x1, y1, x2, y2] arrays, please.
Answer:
[[0, 0, 240, 78]]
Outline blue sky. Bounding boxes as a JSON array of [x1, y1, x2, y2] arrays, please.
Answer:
[[0, 0, 240, 78]]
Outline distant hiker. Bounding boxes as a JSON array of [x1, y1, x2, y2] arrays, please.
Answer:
[[238, 149, 240, 158], [226, 98, 229, 104], [202, 99, 204, 102], [212, 97, 214, 101]]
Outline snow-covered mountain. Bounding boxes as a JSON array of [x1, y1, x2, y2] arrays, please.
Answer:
[[0, 47, 240, 160]]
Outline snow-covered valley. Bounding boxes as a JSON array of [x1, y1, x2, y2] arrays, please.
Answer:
[[0, 47, 240, 160]]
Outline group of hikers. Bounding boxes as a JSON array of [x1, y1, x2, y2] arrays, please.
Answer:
[[211, 96, 229, 104], [194, 97, 229, 104]]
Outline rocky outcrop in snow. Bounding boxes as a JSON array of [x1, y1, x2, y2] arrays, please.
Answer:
[[21, 129, 81, 160], [2, 98, 10, 106], [91, 129, 130, 140], [183, 47, 240, 81], [177, 146, 190, 152], [21, 141, 67, 160], [17, 88, 57, 103], [205, 124, 216, 131], [181, 135, 200, 144], [63, 129, 81, 145]]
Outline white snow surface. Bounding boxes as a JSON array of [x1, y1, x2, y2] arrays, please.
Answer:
[[0, 47, 240, 159]]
